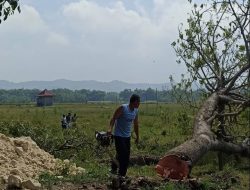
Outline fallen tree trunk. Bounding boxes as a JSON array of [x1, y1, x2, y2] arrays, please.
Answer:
[[156, 93, 250, 179], [129, 155, 160, 166], [100, 155, 160, 166]]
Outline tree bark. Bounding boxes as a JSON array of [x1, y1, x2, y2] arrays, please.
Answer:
[[129, 156, 159, 166], [217, 101, 226, 171], [156, 93, 250, 179]]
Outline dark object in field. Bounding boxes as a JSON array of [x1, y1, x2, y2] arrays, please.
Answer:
[[95, 131, 113, 147]]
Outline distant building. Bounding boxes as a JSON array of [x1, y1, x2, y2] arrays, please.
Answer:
[[36, 89, 54, 107]]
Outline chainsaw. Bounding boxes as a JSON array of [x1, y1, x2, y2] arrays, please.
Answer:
[[95, 131, 113, 147]]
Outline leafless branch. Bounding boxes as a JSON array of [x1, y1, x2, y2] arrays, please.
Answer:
[[212, 139, 250, 157], [225, 63, 250, 93], [219, 95, 245, 104]]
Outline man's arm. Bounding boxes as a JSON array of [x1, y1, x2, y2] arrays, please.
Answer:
[[134, 114, 139, 144], [108, 106, 123, 134]]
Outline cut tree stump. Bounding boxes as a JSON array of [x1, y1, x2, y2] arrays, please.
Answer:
[[155, 155, 190, 179]]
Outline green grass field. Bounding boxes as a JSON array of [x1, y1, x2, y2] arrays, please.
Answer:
[[0, 103, 249, 189]]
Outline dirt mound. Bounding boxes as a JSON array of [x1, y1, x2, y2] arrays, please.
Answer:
[[0, 133, 85, 190]]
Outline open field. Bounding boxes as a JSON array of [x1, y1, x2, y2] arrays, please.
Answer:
[[0, 103, 249, 189]]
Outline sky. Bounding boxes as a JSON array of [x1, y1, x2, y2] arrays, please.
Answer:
[[0, 0, 196, 83]]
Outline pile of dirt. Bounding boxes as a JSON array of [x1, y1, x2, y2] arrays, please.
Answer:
[[0, 133, 85, 190]]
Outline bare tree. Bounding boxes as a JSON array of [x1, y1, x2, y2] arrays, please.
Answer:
[[156, 0, 250, 179]]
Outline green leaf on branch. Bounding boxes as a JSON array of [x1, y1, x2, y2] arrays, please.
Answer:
[[239, 45, 245, 52], [171, 41, 176, 47], [0, 0, 21, 23]]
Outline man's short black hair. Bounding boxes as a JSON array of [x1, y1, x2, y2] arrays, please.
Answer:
[[130, 94, 140, 103]]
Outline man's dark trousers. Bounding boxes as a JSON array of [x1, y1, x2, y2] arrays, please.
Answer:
[[111, 136, 130, 176]]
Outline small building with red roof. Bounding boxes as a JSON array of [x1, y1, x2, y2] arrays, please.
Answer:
[[36, 89, 54, 107]]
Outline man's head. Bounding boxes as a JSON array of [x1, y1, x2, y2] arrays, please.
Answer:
[[129, 94, 140, 108]]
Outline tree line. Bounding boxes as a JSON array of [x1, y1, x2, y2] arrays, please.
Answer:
[[0, 88, 202, 104]]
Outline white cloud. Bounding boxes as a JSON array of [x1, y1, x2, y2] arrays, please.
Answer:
[[1, 5, 47, 34], [46, 32, 69, 46], [0, 0, 193, 83], [60, 0, 190, 82]]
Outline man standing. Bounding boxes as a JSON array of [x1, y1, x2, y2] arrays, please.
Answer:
[[108, 94, 140, 177], [61, 114, 67, 129]]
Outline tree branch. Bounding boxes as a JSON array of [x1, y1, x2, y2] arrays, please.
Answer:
[[212, 139, 250, 157], [224, 63, 250, 93], [228, 0, 250, 64], [219, 95, 245, 104]]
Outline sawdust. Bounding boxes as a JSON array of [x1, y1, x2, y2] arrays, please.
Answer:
[[0, 133, 85, 189]]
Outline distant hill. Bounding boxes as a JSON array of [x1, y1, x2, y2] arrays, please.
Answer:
[[0, 79, 170, 92]]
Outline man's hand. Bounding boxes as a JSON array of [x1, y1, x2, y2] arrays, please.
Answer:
[[107, 129, 112, 136]]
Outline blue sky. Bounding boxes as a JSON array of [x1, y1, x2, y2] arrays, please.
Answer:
[[0, 0, 196, 83]]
